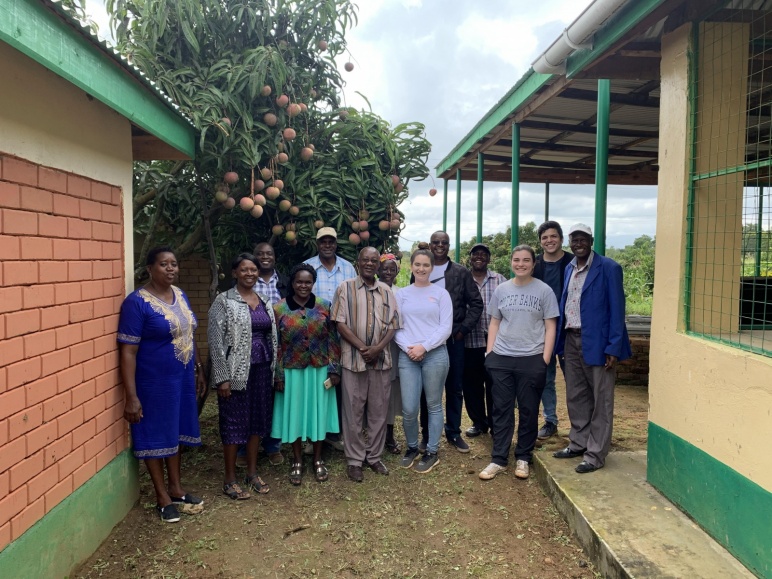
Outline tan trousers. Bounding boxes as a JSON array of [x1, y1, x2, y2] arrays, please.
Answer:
[[341, 368, 391, 466]]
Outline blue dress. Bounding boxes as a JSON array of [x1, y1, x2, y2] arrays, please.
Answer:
[[117, 286, 202, 458]]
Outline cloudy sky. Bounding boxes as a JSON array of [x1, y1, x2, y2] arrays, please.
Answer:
[[85, 0, 657, 250], [334, 0, 658, 250]]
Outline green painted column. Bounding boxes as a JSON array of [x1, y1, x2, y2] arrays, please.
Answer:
[[511, 123, 520, 248], [455, 169, 462, 263], [442, 178, 449, 232], [477, 153, 484, 243], [545, 181, 550, 222], [755, 186, 764, 276], [594, 78, 610, 255]]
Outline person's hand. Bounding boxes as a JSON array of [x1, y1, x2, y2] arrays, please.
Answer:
[[407, 344, 426, 361], [195, 369, 207, 398], [454, 331, 464, 341], [360, 345, 382, 364], [543, 353, 551, 366], [605, 355, 618, 370], [328, 373, 341, 387], [217, 381, 232, 398], [274, 380, 285, 393], [124, 396, 143, 424]]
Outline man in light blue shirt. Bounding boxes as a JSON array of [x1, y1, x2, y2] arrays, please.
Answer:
[[304, 227, 357, 305]]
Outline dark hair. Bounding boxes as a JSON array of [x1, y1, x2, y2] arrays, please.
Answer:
[[252, 241, 274, 254], [537, 220, 564, 240], [231, 252, 259, 271], [146, 246, 176, 266], [410, 248, 435, 266], [511, 244, 536, 261], [287, 263, 317, 297]]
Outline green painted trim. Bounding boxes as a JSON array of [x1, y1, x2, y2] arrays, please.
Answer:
[[685, 330, 772, 358], [593, 79, 610, 256], [455, 169, 461, 263], [692, 157, 772, 181], [476, 153, 484, 243], [511, 123, 520, 249], [565, 0, 667, 79], [442, 179, 448, 232], [435, 69, 552, 176], [647, 422, 771, 578], [0, 0, 195, 158], [684, 23, 699, 331], [0, 449, 139, 579]]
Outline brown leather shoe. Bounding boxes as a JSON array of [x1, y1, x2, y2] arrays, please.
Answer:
[[367, 460, 389, 476], [347, 465, 364, 482]]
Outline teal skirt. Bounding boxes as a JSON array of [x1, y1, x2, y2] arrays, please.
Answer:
[[270, 366, 339, 442]]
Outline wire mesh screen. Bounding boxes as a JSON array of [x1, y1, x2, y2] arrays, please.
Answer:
[[687, 9, 772, 355]]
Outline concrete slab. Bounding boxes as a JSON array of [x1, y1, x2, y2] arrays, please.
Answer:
[[533, 450, 755, 579]]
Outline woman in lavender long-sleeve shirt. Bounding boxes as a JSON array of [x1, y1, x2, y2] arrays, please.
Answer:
[[394, 247, 453, 473]]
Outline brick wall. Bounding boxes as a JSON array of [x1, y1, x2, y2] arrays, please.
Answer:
[[617, 336, 650, 387], [0, 153, 127, 550], [176, 255, 212, 361]]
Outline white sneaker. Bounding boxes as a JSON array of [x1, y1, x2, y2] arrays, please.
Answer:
[[514, 460, 529, 479], [479, 463, 507, 480]]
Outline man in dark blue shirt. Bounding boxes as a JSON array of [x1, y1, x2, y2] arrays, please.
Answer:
[[532, 221, 573, 440]]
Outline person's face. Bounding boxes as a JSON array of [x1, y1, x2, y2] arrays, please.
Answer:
[[539, 228, 563, 256], [470, 249, 490, 272], [430, 233, 450, 260], [357, 249, 380, 280], [569, 232, 593, 259], [411, 254, 433, 282], [317, 236, 337, 259], [292, 270, 314, 300], [254, 244, 275, 272], [511, 250, 535, 278], [233, 259, 259, 289], [378, 261, 398, 286], [147, 252, 178, 286]]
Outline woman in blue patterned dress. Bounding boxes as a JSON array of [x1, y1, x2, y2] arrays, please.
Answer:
[[208, 253, 278, 500], [118, 247, 207, 523]]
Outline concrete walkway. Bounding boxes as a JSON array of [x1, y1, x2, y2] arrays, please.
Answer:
[[533, 450, 755, 578]]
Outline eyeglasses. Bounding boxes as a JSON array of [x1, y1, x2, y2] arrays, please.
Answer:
[[431, 240, 450, 246]]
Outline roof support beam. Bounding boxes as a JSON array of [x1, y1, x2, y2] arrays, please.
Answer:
[[477, 153, 484, 243], [512, 124, 521, 248], [519, 119, 658, 139], [594, 79, 611, 256], [559, 88, 660, 108]]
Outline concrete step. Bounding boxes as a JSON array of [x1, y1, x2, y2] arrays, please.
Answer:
[[533, 450, 755, 578]]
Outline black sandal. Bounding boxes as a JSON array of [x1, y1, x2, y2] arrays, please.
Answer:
[[314, 460, 329, 482], [244, 474, 270, 494], [289, 462, 303, 486], [222, 481, 250, 500], [385, 440, 402, 454]]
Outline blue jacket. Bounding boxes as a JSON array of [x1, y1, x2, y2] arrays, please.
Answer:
[[556, 253, 631, 365]]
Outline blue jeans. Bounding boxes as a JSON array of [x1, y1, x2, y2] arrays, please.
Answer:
[[399, 346, 449, 454], [540, 355, 564, 425]]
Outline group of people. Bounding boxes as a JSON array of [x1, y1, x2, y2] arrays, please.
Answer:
[[118, 220, 630, 523]]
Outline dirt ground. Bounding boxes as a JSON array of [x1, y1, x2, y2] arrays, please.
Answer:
[[74, 381, 648, 579]]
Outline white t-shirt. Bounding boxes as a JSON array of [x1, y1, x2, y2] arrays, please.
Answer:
[[429, 260, 449, 289]]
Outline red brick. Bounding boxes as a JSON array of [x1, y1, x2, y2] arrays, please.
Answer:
[[67, 217, 91, 239], [105, 418, 124, 444], [0, 336, 24, 367], [71, 380, 95, 407], [54, 282, 81, 305], [68, 261, 91, 282], [102, 278, 123, 297], [72, 457, 96, 491], [45, 476, 72, 513], [52, 238, 79, 260], [0, 181, 21, 208], [93, 297, 117, 318], [93, 402, 113, 432], [69, 301, 93, 323], [38, 167, 68, 193], [0, 486, 27, 527], [57, 405, 83, 437], [44, 433, 72, 468], [103, 314, 119, 334], [2, 209, 37, 235], [2, 157, 38, 186], [23, 331, 55, 361], [43, 390, 71, 422], [0, 368, 6, 393], [111, 187, 122, 206], [0, 522, 9, 552], [94, 370, 118, 395], [69, 341, 94, 366], [91, 221, 113, 241], [57, 446, 84, 479], [102, 242, 122, 260], [80, 200, 101, 221], [81, 280, 104, 301], [101, 204, 121, 224], [7, 357, 41, 389], [55, 323, 82, 349], [5, 309, 39, 338], [0, 388, 26, 421], [24, 375, 58, 406], [8, 404, 43, 439], [112, 223, 122, 242], [83, 392, 106, 421], [9, 451, 43, 491], [79, 240, 101, 261], [83, 355, 106, 381], [52, 193, 79, 217], [84, 430, 106, 460], [20, 187, 53, 213], [38, 261, 68, 284], [71, 419, 96, 448], [27, 465, 58, 502], [11, 497, 45, 540], [25, 420, 58, 455], [67, 175, 91, 199], [0, 419, 7, 446], [104, 384, 123, 408], [92, 262, 113, 281], [41, 349, 70, 378], [20, 237, 52, 260], [93, 334, 115, 357], [22, 285, 55, 310], [0, 235, 20, 259], [57, 364, 83, 392], [3, 261, 38, 286], [104, 349, 119, 372], [96, 444, 117, 471], [91, 182, 112, 204], [81, 318, 104, 340], [111, 260, 122, 278], [40, 305, 70, 331], [0, 287, 22, 314], [37, 213, 68, 238], [0, 470, 7, 500]]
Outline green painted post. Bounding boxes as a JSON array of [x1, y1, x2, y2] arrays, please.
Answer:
[[512, 123, 520, 248], [755, 186, 764, 277], [455, 169, 462, 263], [477, 153, 484, 243], [442, 179, 449, 232], [594, 78, 610, 255], [545, 181, 550, 222]]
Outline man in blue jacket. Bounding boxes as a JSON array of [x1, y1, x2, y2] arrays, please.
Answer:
[[553, 224, 631, 473]]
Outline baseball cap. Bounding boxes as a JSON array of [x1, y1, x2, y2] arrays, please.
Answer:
[[469, 243, 491, 255], [568, 223, 593, 237], [316, 227, 338, 240]]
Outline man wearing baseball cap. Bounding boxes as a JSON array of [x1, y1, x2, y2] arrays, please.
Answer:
[[463, 243, 506, 439], [553, 223, 631, 473]]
